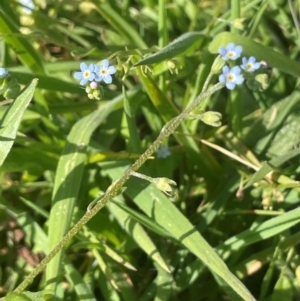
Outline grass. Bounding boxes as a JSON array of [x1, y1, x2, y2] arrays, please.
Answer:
[[1, 0, 300, 300]]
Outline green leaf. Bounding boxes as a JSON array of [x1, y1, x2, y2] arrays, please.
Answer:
[[93, 2, 147, 49], [0, 79, 37, 167], [103, 165, 256, 301], [10, 72, 85, 95], [245, 147, 300, 188], [219, 207, 300, 258], [108, 198, 171, 272], [64, 259, 97, 301], [134, 31, 204, 66], [4, 292, 31, 301], [45, 93, 129, 292], [4, 291, 54, 301], [209, 32, 300, 77], [0, 7, 45, 74]]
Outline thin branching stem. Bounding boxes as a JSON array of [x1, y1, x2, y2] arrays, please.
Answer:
[[14, 81, 224, 294]]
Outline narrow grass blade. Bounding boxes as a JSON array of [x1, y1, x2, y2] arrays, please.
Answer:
[[245, 147, 300, 188], [93, 2, 147, 49], [0, 7, 45, 74], [45, 94, 125, 291], [219, 207, 300, 258], [10, 72, 85, 95], [64, 259, 96, 301], [104, 165, 256, 301], [134, 32, 204, 66], [4, 291, 50, 301], [0, 79, 38, 167], [108, 198, 171, 272]]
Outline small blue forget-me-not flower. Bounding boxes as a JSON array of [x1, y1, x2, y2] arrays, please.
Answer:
[[157, 145, 171, 159], [74, 62, 96, 86], [0, 67, 8, 78], [94, 60, 116, 84], [241, 56, 260, 72], [219, 43, 243, 61], [219, 66, 244, 90]]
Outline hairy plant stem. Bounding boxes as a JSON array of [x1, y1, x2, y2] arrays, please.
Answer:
[[14, 81, 224, 294]]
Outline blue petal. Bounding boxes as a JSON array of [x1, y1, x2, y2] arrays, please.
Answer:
[[101, 59, 109, 68], [222, 65, 230, 74], [88, 73, 95, 81], [74, 71, 83, 79], [218, 47, 226, 56], [80, 62, 88, 71], [0, 68, 7, 77], [95, 74, 103, 82], [249, 56, 256, 63], [235, 75, 244, 85], [88, 63, 95, 72], [226, 82, 235, 90], [227, 42, 235, 50], [219, 74, 226, 83], [235, 45, 243, 54], [254, 62, 261, 69], [103, 74, 112, 84], [108, 66, 116, 74], [232, 66, 241, 75], [80, 78, 88, 85]]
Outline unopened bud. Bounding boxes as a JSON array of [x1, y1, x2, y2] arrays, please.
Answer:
[[200, 111, 222, 127], [153, 177, 177, 197], [90, 81, 98, 89], [211, 55, 225, 74]]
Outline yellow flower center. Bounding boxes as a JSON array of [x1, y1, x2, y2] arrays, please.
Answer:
[[83, 71, 91, 78], [227, 74, 235, 82], [100, 68, 108, 76], [246, 63, 253, 69], [227, 51, 235, 58]]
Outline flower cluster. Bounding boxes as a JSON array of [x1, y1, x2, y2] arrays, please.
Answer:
[[218, 43, 261, 90], [73, 60, 116, 100], [74, 60, 116, 86]]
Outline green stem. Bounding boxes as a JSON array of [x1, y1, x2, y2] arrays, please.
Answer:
[[122, 85, 141, 152], [230, 0, 240, 34], [13, 82, 224, 294], [158, 0, 168, 93], [230, 0, 241, 136]]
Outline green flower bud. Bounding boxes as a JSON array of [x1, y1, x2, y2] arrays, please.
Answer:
[[167, 59, 179, 74], [92, 89, 101, 100], [152, 177, 177, 197], [200, 111, 222, 127], [85, 86, 92, 94], [211, 55, 225, 74], [246, 73, 269, 91], [255, 73, 269, 90]]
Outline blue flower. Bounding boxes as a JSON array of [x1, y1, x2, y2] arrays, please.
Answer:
[[218, 43, 243, 61], [157, 145, 171, 158], [219, 66, 244, 90], [0, 67, 8, 78], [74, 62, 96, 86], [241, 56, 260, 72], [94, 59, 116, 84]]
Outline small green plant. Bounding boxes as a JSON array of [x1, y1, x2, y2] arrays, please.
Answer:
[[1, 2, 300, 301]]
